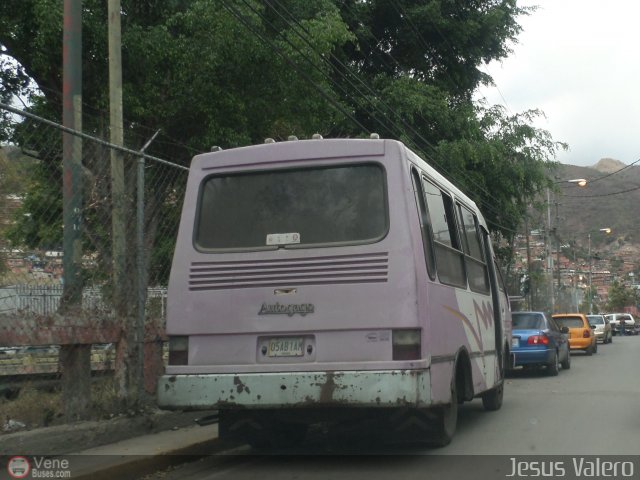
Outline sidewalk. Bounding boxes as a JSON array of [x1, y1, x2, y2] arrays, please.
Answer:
[[70, 422, 222, 480], [1, 410, 226, 479]]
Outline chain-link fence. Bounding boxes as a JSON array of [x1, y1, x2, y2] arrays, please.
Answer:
[[0, 102, 190, 425]]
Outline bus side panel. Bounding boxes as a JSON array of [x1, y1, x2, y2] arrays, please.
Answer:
[[425, 287, 495, 404], [404, 155, 503, 405]]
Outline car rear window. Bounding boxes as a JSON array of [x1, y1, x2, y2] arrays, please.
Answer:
[[554, 316, 585, 328], [587, 316, 604, 325], [512, 313, 545, 329]]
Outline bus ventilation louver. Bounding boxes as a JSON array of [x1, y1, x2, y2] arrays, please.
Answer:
[[188, 252, 389, 291]]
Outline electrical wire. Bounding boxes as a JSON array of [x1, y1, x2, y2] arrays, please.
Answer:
[[221, 0, 372, 135], [336, 0, 525, 220], [563, 183, 640, 198], [258, 0, 512, 222], [582, 157, 640, 184]]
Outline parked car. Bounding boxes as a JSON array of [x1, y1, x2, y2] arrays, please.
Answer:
[[552, 313, 598, 355], [511, 311, 571, 375], [586, 314, 612, 344], [603, 313, 639, 336]]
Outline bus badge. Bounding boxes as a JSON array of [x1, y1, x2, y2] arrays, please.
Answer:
[[258, 302, 315, 317]]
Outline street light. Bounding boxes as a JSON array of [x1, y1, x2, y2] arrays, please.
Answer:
[[588, 228, 612, 314], [562, 178, 588, 187], [547, 178, 588, 312]]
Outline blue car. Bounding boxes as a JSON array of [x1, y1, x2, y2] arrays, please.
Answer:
[[511, 311, 571, 376]]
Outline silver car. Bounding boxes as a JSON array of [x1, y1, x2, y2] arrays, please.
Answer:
[[586, 314, 612, 344]]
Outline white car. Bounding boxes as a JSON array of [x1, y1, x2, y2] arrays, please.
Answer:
[[604, 313, 637, 336]]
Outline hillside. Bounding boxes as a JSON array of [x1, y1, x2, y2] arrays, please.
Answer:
[[543, 159, 640, 250]]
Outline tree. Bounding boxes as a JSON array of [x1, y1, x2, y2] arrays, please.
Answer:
[[0, 0, 563, 279], [606, 280, 637, 312], [1, 0, 570, 412], [0, 147, 38, 278]]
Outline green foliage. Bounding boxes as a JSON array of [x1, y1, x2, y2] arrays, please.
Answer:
[[606, 281, 637, 312], [0, 0, 565, 278], [5, 161, 62, 250]]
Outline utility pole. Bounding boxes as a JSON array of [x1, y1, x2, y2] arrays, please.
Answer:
[[555, 200, 561, 309], [61, 0, 90, 421], [588, 234, 593, 314], [109, 0, 138, 405], [109, 0, 125, 302], [546, 188, 555, 312], [525, 216, 532, 310], [588, 228, 612, 314]]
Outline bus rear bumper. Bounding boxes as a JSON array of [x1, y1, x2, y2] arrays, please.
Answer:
[[157, 370, 431, 409]]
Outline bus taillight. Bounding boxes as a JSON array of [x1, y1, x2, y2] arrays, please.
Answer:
[[392, 329, 421, 360], [168, 336, 189, 365]]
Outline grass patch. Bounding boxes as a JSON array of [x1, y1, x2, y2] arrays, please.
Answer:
[[0, 374, 127, 432]]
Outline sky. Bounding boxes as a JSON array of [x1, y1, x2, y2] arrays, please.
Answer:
[[477, 0, 640, 167]]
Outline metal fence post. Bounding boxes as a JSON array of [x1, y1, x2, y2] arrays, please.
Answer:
[[137, 130, 160, 402]]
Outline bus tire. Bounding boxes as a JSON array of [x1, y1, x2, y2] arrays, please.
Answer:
[[426, 380, 458, 447]]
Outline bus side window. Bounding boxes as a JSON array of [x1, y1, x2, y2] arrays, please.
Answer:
[[411, 168, 436, 279], [422, 178, 466, 288], [457, 204, 490, 294]]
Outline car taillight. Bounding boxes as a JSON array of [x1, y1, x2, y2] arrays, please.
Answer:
[[392, 329, 421, 360], [527, 334, 549, 345], [168, 336, 189, 365], [583, 330, 591, 338]]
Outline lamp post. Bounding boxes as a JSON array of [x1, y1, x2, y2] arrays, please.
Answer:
[[547, 178, 588, 312], [588, 227, 612, 314]]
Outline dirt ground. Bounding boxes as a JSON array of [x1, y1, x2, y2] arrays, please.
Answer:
[[1, 374, 122, 432]]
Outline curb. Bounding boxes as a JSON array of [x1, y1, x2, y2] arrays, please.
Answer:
[[71, 435, 231, 480], [0, 410, 218, 456]]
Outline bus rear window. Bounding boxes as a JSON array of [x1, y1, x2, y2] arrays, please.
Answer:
[[195, 163, 388, 250]]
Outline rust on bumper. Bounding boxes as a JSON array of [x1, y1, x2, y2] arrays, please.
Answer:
[[157, 369, 431, 409]]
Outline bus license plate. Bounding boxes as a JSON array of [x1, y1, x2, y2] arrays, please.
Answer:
[[268, 337, 304, 357]]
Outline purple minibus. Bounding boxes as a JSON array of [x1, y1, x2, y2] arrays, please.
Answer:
[[158, 137, 512, 448]]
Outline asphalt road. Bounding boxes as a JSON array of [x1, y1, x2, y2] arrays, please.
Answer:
[[147, 335, 640, 479]]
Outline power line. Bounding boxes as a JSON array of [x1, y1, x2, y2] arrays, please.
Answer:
[[583, 157, 640, 184], [564, 184, 640, 198], [335, 1, 523, 221], [220, 0, 370, 134], [260, 0, 512, 222]]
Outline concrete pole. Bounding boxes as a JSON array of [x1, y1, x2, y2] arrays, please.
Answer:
[[555, 201, 561, 301], [62, 0, 91, 421], [108, 0, 125, 306], [108, 0, 134, 404], [588, 234, 592, 314], [525, 216, 532, 310], [546, 188, 555, 312], [62, 0, 83, 305]]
